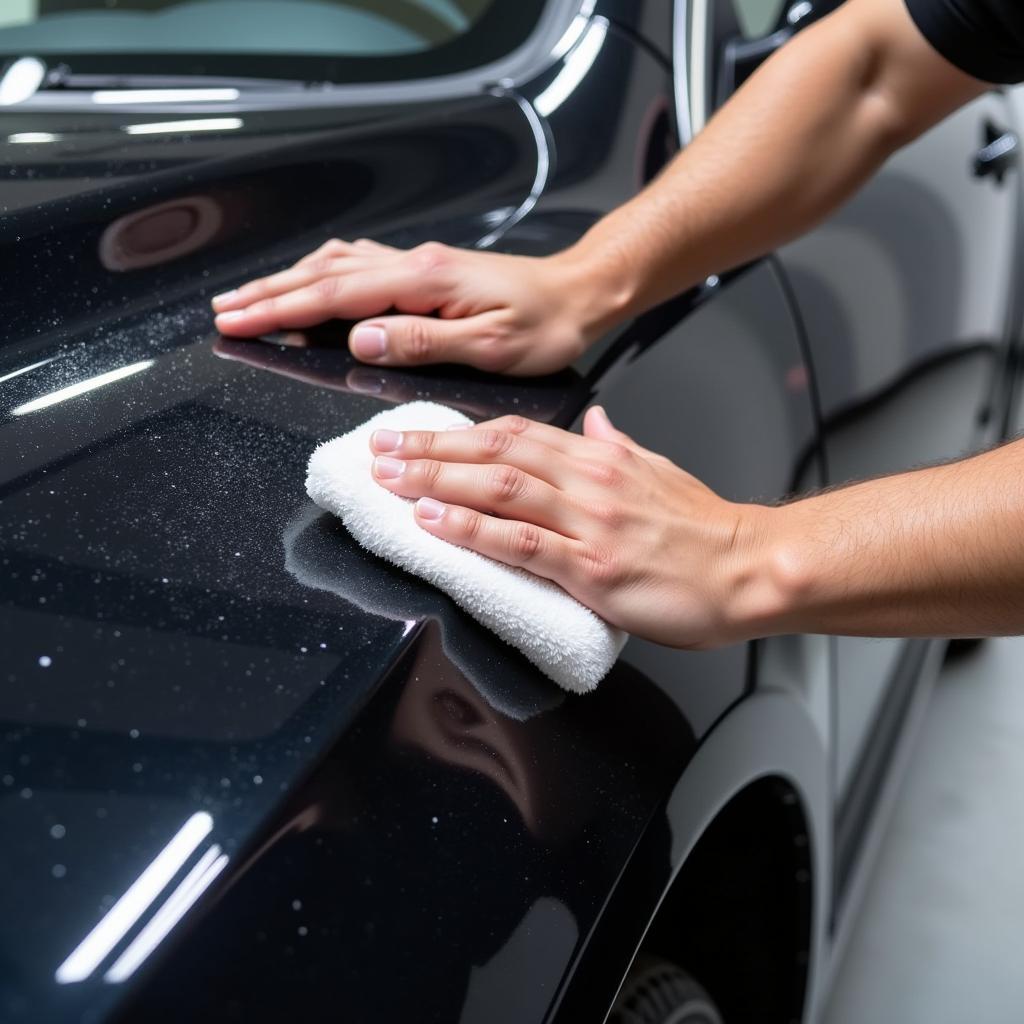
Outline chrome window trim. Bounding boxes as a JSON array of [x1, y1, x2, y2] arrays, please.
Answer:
[[11, 0, 593, 112]]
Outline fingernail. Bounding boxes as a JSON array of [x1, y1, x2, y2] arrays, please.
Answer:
[[373, 455, 405, 479], [351, 325, 388, 359], [416, 497, 446, 521], [372, 429, 402, 452], [211, 290, 238, 309], [216, 310, 245, 323]]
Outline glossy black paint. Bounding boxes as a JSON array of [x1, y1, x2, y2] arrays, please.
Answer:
[[0, 1, 941, 1020], [117, 625, 695, 1024], [2, 95, 539, 343], [777, 88, 1021, 815], [0, 10, 754, 1021]]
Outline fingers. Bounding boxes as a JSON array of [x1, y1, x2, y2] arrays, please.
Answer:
[[471, 408, 646, 464], [372, 414, 649, 500], [372, 455, 577, 534], [376, 413, 643, 483], [210, 237, 559, 374], [295, 237, 363, 265], [349, 237, 396, 254], [212, 257, 378, 313], [212, 238, 371, 312], [214, 285, 334, 335], [210, 236, 410, 320], [468, 415, 595, 457], [468, 408, 651, 469], [347, 311, 518, 371], [412, 497, 582, 582], [214, 264, 451, 338], [369, 423, 573, 487]]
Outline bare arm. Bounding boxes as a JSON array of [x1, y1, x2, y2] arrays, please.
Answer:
[[213, 0, 986, 372], [740, 438, 1024, 641], [210, 0, 1019, 647], [566, 0, 986, 325], [362, 415, 1024, 648]]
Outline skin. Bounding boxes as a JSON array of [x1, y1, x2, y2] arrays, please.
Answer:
[[211, 0, 1023, 647], [367, 411, 1024, 647]]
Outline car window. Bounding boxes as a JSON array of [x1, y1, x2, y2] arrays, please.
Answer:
[[0, 0, 548, 83]]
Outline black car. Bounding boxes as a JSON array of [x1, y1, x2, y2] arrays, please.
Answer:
[[1, 1, 1021, 1021]]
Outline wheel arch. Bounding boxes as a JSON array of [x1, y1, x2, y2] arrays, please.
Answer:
[[658, 691, 829, 1023], [552, 691, 830, 1024]]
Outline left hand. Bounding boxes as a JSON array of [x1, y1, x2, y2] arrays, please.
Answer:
[[212, 238, 617, 376], [368, 407, 779, 648]]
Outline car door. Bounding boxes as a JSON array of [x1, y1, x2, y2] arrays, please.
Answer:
[[691, 0, 1021, 896], [779, 94, 1020, 800]]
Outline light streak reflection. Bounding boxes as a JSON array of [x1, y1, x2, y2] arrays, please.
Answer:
[[94, 88, 240, 104], [55, 812, 213, 984], [12, 360, 153, 417], [534, 18, 608, 118], [104, 846, 229, 983], [123, 117, 243, 135]]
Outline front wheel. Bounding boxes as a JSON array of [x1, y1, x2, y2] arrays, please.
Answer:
[[608, 955, 724, 1024]]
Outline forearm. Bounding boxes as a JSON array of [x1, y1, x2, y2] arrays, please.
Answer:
[[737, 438, 1024, 640], [558, 0, 985, 333]]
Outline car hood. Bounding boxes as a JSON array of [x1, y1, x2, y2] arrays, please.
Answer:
[[0, 87, 514, 1001], [0, 81, 700, 1023]]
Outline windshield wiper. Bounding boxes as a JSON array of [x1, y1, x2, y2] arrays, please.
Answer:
[[39, 65, 315, 94], [1, 55, 333, 108]]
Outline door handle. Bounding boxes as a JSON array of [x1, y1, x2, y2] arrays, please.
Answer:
[[716, 1, 827, 104], [719, 28, 792, 100], [973, 120, 1019, 184]]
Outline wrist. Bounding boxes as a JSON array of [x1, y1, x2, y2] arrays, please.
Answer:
[[720, 503, 817, 643], [549, 238, 639, 345]]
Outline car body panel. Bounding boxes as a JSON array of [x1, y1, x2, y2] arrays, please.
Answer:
[[779, 90, 1020, 799], [0, 15, 803, 1022], [2, 1, 1018, 1020]]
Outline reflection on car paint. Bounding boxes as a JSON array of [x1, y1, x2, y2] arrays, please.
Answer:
[[55, 811, 215, 984], [283, 503, 563, 722]]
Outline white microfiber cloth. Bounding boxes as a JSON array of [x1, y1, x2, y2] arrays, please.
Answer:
[[305, 401, 627, 693]]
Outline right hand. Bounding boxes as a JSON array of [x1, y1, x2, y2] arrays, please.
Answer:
[[212, 238, 623, 376], [366, 407, 780, 649]]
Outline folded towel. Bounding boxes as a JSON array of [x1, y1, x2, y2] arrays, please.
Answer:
[[305, 401, 626, 693]]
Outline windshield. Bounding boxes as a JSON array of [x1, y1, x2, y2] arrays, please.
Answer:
[[0, 0, 547, 83]]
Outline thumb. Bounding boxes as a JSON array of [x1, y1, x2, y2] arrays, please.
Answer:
[[583, 405, 646, 452], [349, 312, 508, 370]]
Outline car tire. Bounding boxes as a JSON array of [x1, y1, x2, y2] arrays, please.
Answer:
[[608, 954, 724, 1024]]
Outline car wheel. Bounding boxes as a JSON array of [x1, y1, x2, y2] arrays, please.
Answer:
[[608, 954, 724, 1024]]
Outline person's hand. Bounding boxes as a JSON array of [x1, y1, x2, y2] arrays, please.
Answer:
[[212, 238, 627, 376], [366, 407, 784, 649]]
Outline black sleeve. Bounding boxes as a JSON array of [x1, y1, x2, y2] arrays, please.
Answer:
[[904, 0, 1024, 84]]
